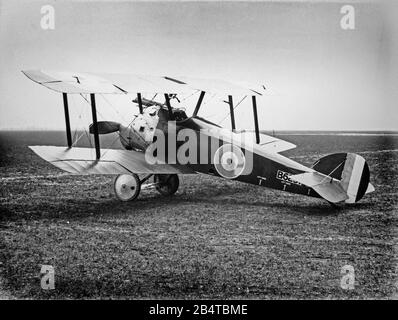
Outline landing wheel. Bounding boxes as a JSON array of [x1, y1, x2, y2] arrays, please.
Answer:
[[114, 174, 141, 201], [154, 174, 179, 196]]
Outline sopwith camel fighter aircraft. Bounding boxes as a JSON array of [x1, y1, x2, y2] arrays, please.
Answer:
[[22, 70, 375, 204]]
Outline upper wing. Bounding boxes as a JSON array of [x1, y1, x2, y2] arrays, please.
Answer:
[[29, 146, 196, 175], [22, 70, 262, 96], [22, 70, 124, 94]]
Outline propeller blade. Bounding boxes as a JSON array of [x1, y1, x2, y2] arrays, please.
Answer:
[[89, 121, 120, 134]]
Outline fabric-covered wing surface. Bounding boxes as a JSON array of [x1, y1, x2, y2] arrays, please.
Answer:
[[22, 70, 124, 94], [22, 70, 263, 96], [29, 146, 196, 175], [236, 131, 296, 153]]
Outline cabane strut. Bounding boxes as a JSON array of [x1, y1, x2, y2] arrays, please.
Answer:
[[193, 91, 206, 117], [136, 92, 143, 114], [164, 94, 174, 120]]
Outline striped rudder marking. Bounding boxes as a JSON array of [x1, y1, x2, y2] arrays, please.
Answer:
[[340, 153, 370, 203]]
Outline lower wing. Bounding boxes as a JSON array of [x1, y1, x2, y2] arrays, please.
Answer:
[[234, 130, 296, 153], [29, 146, 196, 175]]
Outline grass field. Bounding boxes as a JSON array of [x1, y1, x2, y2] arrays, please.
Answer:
[[0, 131, 397, 299]]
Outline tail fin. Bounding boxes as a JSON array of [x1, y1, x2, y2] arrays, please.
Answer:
[[312, 153, 374, 203]]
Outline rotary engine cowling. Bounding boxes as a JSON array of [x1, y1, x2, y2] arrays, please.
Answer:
[[119, 106, 160, 151]]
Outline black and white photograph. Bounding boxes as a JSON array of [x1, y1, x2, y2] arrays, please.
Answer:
[[0, 0, 397, 305]]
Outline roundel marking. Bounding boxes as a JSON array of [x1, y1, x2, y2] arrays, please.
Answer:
[[213, 144, 246, 179]]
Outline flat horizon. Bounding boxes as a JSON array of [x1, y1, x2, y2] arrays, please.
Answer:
[[1, 129, 398, 133]]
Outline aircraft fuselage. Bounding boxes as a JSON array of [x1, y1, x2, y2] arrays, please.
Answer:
[[124, 107, 321, 200]]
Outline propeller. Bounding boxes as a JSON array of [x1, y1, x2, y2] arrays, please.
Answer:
[[89, 121, 120, 135], [88, 120, 149, 151]]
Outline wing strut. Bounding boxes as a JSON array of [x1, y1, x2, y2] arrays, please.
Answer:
[[62, 93, 72, 148], [136, 93, 143, 114], [228, 95, 236, 131], [193, 91, 206, 117], [90, 93, 101, 160], [164, 94, 174, 120], [252, 95, 260, 144]]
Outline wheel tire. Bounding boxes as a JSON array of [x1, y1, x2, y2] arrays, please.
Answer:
[[113, 174, 141, 201], [154, 174, 179, 196]]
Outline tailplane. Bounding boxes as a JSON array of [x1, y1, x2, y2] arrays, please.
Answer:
[[291, 153, 375, 204]]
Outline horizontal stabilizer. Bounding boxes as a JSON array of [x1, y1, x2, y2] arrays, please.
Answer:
[[29, 146, 196, 175], [290, 172, 349, 203]]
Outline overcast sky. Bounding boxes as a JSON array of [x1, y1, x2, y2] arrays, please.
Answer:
[[0, 0, 397, 131]]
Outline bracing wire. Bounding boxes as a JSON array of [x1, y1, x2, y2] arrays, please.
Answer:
[[198, 92, 218, 118], [217, 95, 247, 125], [100, 93, 129, 124], [180, 89, 200, 102], [70, 94, 89, 147]]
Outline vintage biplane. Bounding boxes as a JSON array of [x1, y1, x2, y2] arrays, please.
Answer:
[[22, 70, 374, 204]]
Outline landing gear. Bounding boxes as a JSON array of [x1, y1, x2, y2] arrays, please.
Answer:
[[113, 174, 141, 201], [154, 174, 179, 196], [113, 173, 180, 201]]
